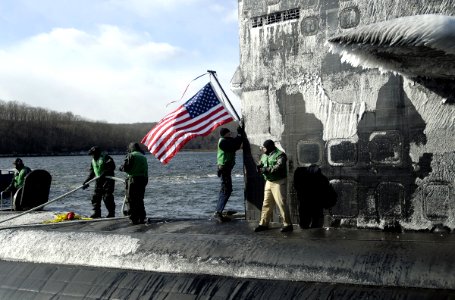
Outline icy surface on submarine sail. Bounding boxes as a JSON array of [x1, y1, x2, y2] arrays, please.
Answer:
[[328, 14, 455, 78], [236, 0, 455, 231], [326, 13, 455, 230]]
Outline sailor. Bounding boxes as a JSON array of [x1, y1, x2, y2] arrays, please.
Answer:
[[214, 126, 243, 222], [294, 165, 332, 229], [1, 158, 31, 199], [83, 146, 116, 218], [119, 142, 148, 225], [255, 140, 293, 233]]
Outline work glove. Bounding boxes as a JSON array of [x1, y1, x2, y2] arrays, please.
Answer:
[[239, 118, 244, 129], [217, 165, 225, 177], [82, 181, 89, 190], [236, 126, 244, 135]]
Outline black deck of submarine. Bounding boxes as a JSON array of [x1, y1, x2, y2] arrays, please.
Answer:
[[0, 217, 454, 299]]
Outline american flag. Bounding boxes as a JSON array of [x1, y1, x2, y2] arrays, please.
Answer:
[[141, 82, 234, 164]]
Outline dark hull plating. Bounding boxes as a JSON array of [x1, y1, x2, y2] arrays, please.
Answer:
[[0, 218, 454, 298]]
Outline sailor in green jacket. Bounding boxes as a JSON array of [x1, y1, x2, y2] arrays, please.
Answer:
[[119, 142, 149, 225], [255, 140, 293, 233], [1, 158, 31, 199], [83, 146, 116, 218], [215, 127, 243, 222]]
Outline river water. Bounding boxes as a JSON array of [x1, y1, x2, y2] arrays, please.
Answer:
[[0, 152, 245, 219]]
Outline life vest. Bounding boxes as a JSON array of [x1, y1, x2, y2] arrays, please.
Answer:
[[260, 149, 287, 182], [13, 166, 31, 189], [217, 138, 235, 166], [126, 151, 148, 178], [91, 154, 107, 177]]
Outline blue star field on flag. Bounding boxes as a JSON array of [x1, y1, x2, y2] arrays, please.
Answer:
[[184, 83, 220, 118]]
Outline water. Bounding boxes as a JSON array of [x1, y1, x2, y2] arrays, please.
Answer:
[[0, 152, 245, 219]]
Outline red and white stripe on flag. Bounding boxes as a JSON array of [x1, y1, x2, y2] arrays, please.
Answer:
[[141, 82, 234, 164]]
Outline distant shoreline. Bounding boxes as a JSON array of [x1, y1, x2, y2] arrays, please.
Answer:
[[0, 149, 217, 158]]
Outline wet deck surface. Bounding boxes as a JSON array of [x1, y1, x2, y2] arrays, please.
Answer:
[[0, 216, 454, 299]]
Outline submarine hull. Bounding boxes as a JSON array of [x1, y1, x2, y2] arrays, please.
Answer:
[[0, 217, 454, 298], [1, 260, 454, 299]]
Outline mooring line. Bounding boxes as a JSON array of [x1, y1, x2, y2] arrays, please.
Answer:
[[0, 215, 130, 231], [106, 176, 126, 183], [0, 176, 102, 225], [0, 175, 129, 228]]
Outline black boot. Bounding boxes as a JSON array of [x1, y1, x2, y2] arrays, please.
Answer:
[[254, 225, 269, 232], [104, 194, 115, 218], [214, 212, 230, 223], [280, 225, 294, 233], [90, 211, 101, 218]]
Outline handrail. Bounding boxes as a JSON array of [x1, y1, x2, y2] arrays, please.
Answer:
[[0, 191, 13, 210]]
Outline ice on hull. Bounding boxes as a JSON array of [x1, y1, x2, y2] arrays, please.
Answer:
[[236, 0, 455, 231], [0, 218, 454, 298], [328, 15, 455, 79]]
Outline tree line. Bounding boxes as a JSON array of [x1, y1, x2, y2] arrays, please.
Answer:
[[0, 100, 236, 156]]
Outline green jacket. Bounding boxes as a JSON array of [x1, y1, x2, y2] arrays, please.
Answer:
[[13, 167, 31, 189], [121, 151, 148, 178], [217, 138, 235, 166], [92, 154, 106, 177], [84, 153, 115, 185], [259, 149, 287, 182], [217, 136, 242, 166], [91, 153, 115, 176], [4, 166, 31, 193]]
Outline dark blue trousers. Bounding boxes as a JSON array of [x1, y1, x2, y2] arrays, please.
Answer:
[[216, 166, 232, 213]]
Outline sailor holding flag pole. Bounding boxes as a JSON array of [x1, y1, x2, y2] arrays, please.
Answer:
[[0, 71, 242, 227], [141, 70, 241, 164], [141, 70, 243, 220]]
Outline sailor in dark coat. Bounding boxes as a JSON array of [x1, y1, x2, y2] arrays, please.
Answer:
[[294, 165, 329, 229]]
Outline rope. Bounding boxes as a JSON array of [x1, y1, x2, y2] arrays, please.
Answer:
[[165, 72, 209, 107], [106, 176, 128, 215], [0, 176, 100, 225], [0, 216, 129, 231], [106, 176, 126, 183]]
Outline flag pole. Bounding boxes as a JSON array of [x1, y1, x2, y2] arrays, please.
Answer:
[[207, 70, 241, 122]]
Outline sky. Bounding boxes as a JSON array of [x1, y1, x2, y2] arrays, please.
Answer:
[[0, 0, 240, 123]]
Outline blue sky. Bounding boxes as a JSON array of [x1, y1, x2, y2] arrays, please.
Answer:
[[0, 0, 240, 123]]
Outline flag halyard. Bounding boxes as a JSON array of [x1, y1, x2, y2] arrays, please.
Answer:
[[141, 82, 234, 164]]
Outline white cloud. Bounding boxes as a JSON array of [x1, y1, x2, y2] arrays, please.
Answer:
[[0, 1, 241, 123], [0, 26, 203, 123], [24, 26, 182, 68]]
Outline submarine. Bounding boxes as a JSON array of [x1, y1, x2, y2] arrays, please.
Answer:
[[233, 0, 455, 232], [0, 0, 455, 299]]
